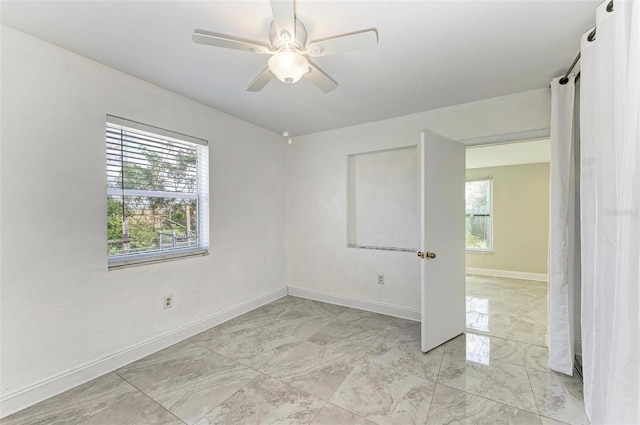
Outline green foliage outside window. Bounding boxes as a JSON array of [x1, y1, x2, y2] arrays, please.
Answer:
[[465, 179, 492, 250], [107, 145, 198, 256]]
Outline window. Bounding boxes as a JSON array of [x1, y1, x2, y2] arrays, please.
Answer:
[[465, 177, 492, 251], [106, 116, 209, 268]]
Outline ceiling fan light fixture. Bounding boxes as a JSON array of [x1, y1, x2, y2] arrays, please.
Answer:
[[268, 49, 309, 83]]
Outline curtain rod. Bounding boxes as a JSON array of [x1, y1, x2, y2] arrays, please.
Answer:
[[557, 0, 613, 86], [559, 53, 581, 85]]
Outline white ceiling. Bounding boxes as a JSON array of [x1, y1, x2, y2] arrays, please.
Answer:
[[0, 1, 598, 136], [466, 138, 550, 169]]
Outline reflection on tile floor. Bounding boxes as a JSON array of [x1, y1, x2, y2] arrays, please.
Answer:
[[466, 275, 549, 347], [2, 276, 588, 425]]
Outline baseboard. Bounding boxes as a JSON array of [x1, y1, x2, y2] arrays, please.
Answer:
[[466, 267, 547, 282], [0, 287, 287, 418], [287, 286, 420, 322]]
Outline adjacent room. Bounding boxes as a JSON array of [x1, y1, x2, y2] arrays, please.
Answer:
[[465, 139, 551, 347], [1, 1, 638, 425]]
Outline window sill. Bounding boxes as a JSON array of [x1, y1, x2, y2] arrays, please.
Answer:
[[108, 248, 209, 270], [466, 249, 494, 254]]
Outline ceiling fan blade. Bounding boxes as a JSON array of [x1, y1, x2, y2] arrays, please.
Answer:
[[192, 29, 271, 54], [306, 29, 378, 57], [270, 0, 296, 41], [305, 61, 338, 93], [247, 68, 274, 92]]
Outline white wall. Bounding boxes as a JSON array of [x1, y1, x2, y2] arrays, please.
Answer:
[[287, 88, 551, 313], [348, 146, 418, 250], [0, 26, 286, 413]]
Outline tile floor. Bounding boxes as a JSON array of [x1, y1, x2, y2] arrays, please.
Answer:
[[466, 275, 548, 346], [2, 275, 588, 425]]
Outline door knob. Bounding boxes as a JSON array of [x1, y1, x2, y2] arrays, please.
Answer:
[[426, 251, 436, 259], [417, 251, 425, 259]]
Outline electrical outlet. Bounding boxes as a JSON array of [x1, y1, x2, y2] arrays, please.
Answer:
[[377, 274, 384, 285], [164, 295, 173, 309]]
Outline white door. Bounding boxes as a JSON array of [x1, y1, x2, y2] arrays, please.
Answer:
[[419, 130, 466, 352]]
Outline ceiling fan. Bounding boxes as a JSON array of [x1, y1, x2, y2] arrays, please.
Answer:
[[192, 0, 378, 93]]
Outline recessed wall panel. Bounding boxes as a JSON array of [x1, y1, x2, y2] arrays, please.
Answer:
[[347, 146, 418, 251]]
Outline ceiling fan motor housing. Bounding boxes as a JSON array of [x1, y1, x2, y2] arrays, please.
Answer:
[[270, 18, 307, 52]]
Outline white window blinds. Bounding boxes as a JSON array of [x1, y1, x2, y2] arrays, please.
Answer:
[[106, 116, 209, 267]]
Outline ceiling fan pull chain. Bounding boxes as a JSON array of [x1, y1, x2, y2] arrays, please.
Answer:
[[287, 84, 293, 144]]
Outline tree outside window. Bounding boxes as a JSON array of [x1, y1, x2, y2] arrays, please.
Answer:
[[465, 178, 492, 250], [106, 119, 208, 266]]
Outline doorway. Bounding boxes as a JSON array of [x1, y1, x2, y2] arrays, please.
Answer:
[[464, 139, 551, 350]]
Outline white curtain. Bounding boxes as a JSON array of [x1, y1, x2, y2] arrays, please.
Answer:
[[580, 0, 640, 423], [548, 75, 577, 376]]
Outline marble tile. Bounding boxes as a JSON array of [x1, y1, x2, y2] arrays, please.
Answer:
[[194, 374, 325, 425], [490, 326, 547, 347], [527, 368, 589, 425], [540, 417, 570, 425], [465, 275, 549, 348], [444, 333, 510, 365], [201, 309, 376, 401], [443, 333, 549, 371], [116, 341, 213, 389], [523, 345, 550, 372], [302, 298, 371, 320], [261, 341, 357, 400], [311, 403, 377, 425], [467, 310, 491, 333], [307, 320, 382, 358], [438, 347, 538, 413], [260, 314, 333, 344], [466, 296, 491, 333], [189, 320, 282, 370], [234, 296, 322, 327], [510, 316, 548, 340], [476, 335, 530, 366], [79, 392, 183, 425], [345, 311, 418, 333], [366, 324, 444, 381], [143, 351, 259, 424], [330, 359, 435, 425], [384, 320, 421, 340], [426, 384, 542, 425], [189, 318, 259, 351], [1, 373, 137, 425], [192, 308, 334, 372]]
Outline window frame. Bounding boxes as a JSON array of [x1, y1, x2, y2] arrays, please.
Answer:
[[465, 176, 493, 252], [105, 115, 209, 270]]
